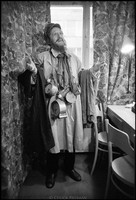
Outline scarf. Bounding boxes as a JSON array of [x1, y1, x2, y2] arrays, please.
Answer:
[[57, 52, 74, 92]]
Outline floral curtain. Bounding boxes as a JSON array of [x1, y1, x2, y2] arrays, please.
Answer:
[[1, 1, 50, 198], [93, 1, 135, 108]]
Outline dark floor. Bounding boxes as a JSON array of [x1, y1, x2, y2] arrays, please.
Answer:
[[18, 152, 130, 199]]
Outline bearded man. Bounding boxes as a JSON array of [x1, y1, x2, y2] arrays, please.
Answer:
[[25, 23, 84, 188]]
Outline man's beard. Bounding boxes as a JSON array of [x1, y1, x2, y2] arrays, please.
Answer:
[[50, 40, 67, 53]]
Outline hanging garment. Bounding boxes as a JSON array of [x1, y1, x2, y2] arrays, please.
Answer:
[[79, 69, 97, 125], [18, 67, 55, 154]]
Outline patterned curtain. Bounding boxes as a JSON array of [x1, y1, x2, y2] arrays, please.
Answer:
[[93, 1, 135, 108], [1, 1, 50, 198]]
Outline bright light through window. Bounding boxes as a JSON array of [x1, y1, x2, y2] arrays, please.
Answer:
[[51, 6, 83, 62], [51, 4, 93, 68]]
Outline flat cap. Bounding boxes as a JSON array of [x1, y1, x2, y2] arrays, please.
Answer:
[[44, 23, 61, 44]]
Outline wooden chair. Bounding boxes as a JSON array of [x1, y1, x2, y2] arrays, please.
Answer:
[[91, 101, 124, 176], [104, 119, 135, 199], [91, 101, 108, 175]]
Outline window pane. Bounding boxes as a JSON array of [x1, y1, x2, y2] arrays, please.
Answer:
[[51, 6, 83, 62]]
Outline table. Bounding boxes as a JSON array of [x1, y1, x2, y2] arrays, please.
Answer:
[[107, 105, 135, 144]]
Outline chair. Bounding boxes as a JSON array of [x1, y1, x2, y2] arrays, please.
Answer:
[[91, 101, 123, 176], [104, 119, 135, 199], [90, 101, 108, 175]]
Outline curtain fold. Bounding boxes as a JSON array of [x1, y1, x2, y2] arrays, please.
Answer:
[[93, 1, 135, 106]]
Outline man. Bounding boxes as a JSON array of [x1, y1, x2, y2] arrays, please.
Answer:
[[26, 23, 84, 188]]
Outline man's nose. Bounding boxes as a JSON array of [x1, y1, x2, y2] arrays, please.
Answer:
[[58, 33, 63, 38]]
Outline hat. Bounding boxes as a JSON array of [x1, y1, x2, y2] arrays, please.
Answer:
[[44, 23, 61, 44]]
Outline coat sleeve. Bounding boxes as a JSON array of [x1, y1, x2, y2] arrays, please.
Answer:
[[18, 70, 33, 98]]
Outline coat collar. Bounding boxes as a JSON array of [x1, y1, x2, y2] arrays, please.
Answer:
[[46, 48, 71, 65], [51, 48, 71, 58]]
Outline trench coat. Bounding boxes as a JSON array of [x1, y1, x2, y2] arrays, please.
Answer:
[[37, 49, 84, 153]]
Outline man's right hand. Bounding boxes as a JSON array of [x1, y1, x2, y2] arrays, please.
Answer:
[[26, 56, 37, 75]]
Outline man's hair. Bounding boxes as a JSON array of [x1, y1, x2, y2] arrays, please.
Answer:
[[44, 23, 61, 45]]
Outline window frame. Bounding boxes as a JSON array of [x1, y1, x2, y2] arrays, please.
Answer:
[[50, 1, 93, 69]]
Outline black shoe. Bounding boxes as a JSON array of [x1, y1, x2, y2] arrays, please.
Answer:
[[46, 173, 56, 188], [66, 169, 81, 181]]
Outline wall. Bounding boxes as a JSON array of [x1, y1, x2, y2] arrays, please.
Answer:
[[1, 1, 50, 198]]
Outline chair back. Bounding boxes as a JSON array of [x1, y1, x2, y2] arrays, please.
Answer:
[[105, 119, 134, 159], [95, 101, 105, 131], [104, 119, 135, 199]]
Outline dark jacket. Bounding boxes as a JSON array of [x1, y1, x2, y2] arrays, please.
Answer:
[[18, 67, 55, 154]]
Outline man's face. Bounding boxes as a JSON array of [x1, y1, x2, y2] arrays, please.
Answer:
[[49, 27, 67, 51]]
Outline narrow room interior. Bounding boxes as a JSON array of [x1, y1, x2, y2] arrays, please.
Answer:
[[1, 1, 135, 199]]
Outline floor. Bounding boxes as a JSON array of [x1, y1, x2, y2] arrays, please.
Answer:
[[18, 152, 129, 199]]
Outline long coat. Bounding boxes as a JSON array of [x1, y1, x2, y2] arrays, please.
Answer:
[[37, 49, 84, 153], [18, 67, 55, 154]]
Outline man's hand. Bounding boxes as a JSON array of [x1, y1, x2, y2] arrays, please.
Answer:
[[26, 56, 37, 75]]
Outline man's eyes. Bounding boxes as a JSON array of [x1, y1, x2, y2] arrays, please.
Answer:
[[54, 32, 63, 36]]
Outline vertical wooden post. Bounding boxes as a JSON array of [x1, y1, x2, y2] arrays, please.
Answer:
[[82, 1, 90, 69]]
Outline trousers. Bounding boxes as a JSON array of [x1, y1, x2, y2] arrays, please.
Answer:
[[46, 150, 75, 174]]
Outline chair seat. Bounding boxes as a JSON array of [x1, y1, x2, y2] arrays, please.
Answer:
[[98, 131, 107, 144], [98, 132, 125, 155], [112, 155, 135, 187]]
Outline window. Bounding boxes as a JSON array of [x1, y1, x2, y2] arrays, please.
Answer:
[[51, 1, 93, 69]]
